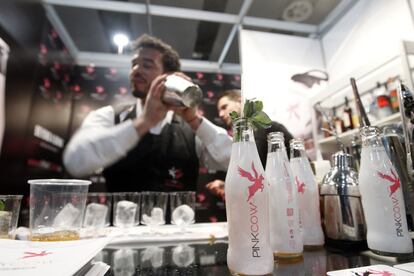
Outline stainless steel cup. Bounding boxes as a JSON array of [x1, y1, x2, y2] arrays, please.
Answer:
[[163, 75, 202, 108]]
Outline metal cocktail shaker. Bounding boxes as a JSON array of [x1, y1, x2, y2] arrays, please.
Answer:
[[163, 75, 203, 108], [320, 152, 366, 247]]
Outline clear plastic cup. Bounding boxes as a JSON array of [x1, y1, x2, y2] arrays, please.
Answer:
[[0, 195, 23, 239], [140, 192, 168, 228], [82, 193, 112, 237], [113, 192, 141, 228], [169, 191, 196, 232], [28, 179, 91, 241], [83, 193, 112, 228]]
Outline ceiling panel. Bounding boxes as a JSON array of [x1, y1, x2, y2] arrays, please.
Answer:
[[248, 0, 341, 24], [43, 0, 349, 72], [150, 16, 200, 60], [56, 6, 111, 52]]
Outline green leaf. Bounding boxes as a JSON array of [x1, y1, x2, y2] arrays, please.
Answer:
[[229, 111, 239, 121], [254, 101, 263, 112], [0, 200, 4, 211], [251, 111, 272, 129], [243, 100, 254, 118], [230, 98, 271, 130]]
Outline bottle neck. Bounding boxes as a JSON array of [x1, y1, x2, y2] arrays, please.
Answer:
[[233, 119, 254, 142], [267, 132, 285, 153], [360, 126, 383, 148], [290, 139, 307, 159]]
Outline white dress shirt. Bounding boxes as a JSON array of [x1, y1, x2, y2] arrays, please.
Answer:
[[63, 100, 232, 177]]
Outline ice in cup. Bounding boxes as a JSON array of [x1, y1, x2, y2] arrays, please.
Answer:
[[113, 192, 141, 228], [83, 193, 112, 228], [0, 195, 23, 239], [28, 179, 91, 241], [169, 191, 196, 231], [140, 192, 168, 228]]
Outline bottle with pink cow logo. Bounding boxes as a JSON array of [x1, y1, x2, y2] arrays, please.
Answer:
[[290, 138, 324, 249], [358, 126, 413, 256], [225, 118, 274, 275], [265, 132, 303, 261]]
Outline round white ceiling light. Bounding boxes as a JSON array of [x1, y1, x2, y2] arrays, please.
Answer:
[[282, 0, 313, 22], [113, 33, 130, 54]]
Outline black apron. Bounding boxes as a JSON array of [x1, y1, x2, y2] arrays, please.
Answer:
[[103, 105, 199, 192]]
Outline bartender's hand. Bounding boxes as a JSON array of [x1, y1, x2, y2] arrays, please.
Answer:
[[173, 106, 202, 130], [206, 180, 225, 201], [134, 74, 168, 136]]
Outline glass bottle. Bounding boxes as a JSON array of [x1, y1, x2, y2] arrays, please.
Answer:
[[333, 107, 344, 135], [266, 132, 303, 262], [225, 118, 274, 275], [358, 126, 413, 257], [343, 97, 354, 131], [290, 138, 324, 250]]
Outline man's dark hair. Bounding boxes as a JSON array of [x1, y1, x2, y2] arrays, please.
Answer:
[[132, 34, 181, 72], [217, 89, 242, 102]]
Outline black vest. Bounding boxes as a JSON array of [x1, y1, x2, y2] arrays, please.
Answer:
[[103, 105, 199, 192]]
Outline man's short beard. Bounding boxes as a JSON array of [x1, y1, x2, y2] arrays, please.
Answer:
[[132, 89, 146, 99]]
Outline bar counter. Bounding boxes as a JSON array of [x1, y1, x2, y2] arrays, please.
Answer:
[[93, 235, 414, 275]]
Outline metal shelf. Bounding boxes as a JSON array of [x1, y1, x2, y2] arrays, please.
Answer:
[[317, 113, 401, 152]]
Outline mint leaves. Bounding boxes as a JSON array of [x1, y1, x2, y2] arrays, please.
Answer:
[[230, 99, 272, 129]]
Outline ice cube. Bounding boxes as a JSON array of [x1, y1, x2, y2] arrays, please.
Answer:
[[142, 207, 165, 226], [113, 249, 136, 276], [172, 204, 195, 226], [141, 246, 164, 268], [115, 200, 137, 227], [53, 203, 80, 228], [83, 203, 108, 228], [172, 244, 195, 267]]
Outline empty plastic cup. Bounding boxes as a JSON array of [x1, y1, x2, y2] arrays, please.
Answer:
[[0, 195, 23, 239], [28, 179, 91, 241]]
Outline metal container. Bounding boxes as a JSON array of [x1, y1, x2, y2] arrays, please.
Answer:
[[163, 75, 202, 108], [320, 152, 366, 242]]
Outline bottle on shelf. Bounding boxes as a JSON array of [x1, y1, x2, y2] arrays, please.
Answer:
[[373, 82, 393, 119], [225, 118, 274, 275], [266, 132, 303, 262], [343, 97, 354, 131], [351, 111, 361, 130], [387, 77, 399, 112], [358, 126, 413, 257], [333, 107, 344, 135], [290, 138, 324, 250]]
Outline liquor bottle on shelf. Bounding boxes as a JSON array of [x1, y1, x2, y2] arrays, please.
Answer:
[[333, 107, 344, 135], [387, 77, 399, 112], [266, 132, 303, 262], [358, 126, 413, 257], [343, 97, 354, 131], [373, 82, 393, 119], [225, 118, 274, 275], [290, 138, 324, 250], [351, 112, 360, 130]]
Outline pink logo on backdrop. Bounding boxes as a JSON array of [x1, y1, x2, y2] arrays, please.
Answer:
[[295, 176, 305, 194], [377, 169, 401, 197], [238, 162, 264, 201]]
